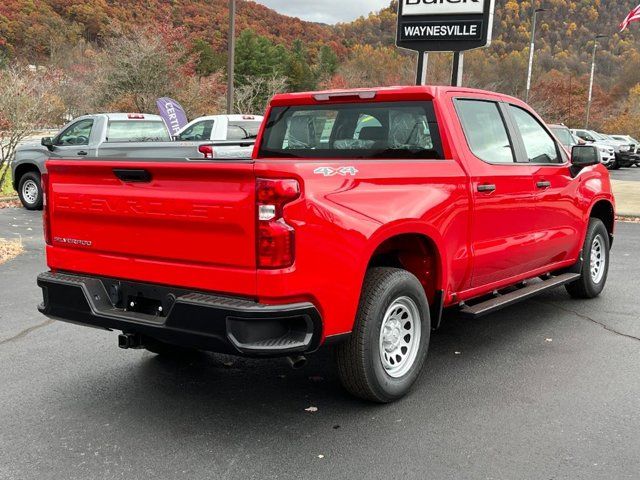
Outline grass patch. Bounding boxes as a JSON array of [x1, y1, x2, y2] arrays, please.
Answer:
[[0, 238, 24, 265], [0, 168, 14, 197]]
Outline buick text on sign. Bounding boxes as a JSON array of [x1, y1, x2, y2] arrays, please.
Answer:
[[402, 0, 485, 16], [401, 21, 483, 41]]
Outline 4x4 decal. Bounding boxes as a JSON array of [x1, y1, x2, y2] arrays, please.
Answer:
[[313, 166, 359, 177]]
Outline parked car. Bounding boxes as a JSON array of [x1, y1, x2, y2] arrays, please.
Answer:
[[565, 128, 615, 169], [37, 86, 614, 403], [571, 129, 635, 169], [11, 113, 260, 210], [549, 124, 577, 150], [609, 135, 639, 153], [609, 135, 640, 166], [174, 114, 264, 160]]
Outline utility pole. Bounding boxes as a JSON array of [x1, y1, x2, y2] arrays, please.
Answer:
[[525, 5, 546, 103], [416, 52, 429, 86], [585, 34, 608, 129], [226, 0, 236, 115], [451, 52, 464, 87]]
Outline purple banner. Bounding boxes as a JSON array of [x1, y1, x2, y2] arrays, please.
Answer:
[[156, 97, 188, 136]]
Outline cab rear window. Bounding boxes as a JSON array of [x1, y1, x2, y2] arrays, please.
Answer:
[[258, 102, 442, 159], [106, 121, 171, 142], [227, 121, 261, 140]]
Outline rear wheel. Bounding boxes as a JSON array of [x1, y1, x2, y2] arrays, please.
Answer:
[[336, 268, 430, 403], [566, 219, 610, 299], [18, 172, 43, 210]]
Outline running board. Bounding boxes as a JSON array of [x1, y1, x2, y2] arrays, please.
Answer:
[[459, 273, 581, 319]]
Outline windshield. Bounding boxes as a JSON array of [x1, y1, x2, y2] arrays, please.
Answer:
[[107, 121, 171, 142], [590, 131, 608, 141], [259, 102, 442, 159], [550, 127, 573, 147]]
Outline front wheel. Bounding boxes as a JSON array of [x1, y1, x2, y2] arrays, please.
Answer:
[[566, 219, 610, 299], [336, 268, 430, 403], [18, 172, 43, 210]]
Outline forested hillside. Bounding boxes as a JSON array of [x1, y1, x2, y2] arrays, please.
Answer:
[[1, 0, 639, 133]]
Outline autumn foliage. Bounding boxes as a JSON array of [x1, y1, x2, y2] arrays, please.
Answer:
[[0, 0, 639, 133]]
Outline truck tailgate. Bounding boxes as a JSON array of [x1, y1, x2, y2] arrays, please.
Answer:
[[45, 160, 257, 296]]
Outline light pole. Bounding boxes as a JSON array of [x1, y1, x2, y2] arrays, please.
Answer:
[[226, 0, 236, 115], [525, 6, 546, 103], [585, 34, 608, 129]]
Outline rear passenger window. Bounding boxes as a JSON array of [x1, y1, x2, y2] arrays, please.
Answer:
[[227, 121, 261, 140], [456, 100, 515, 164], [508, 106, 561, 164]]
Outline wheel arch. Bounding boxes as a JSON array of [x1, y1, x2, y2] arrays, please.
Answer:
[[12, 163, 41, 190], [589, 199, 615, 247], [364, 223, 446, 307]]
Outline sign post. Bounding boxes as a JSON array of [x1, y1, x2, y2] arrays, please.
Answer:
[[396, 0, 496, 87]]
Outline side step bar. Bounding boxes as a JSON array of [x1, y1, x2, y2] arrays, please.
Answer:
[[459, 273, 581, 319]]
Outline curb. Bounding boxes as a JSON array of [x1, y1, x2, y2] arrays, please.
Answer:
[[0, 196, 18, 204], [616, 214, 640, 222]]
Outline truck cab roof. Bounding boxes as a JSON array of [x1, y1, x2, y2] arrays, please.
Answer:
[[270, 86, 525, 107], [75, 113, 166, 122]]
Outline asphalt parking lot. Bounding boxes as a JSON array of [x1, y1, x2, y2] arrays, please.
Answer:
[[610, 165, 640, 182], [1, 208, 639, 480]]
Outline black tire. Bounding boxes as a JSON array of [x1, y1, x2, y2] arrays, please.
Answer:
[[566, 219, 610, 299], [335, 268, 431, 403], [610, 160, 621, 170], [143, 337, 199, 358], [17, 171, 43, 210]]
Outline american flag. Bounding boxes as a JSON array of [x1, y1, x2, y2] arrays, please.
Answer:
[[620, 4, 640, 31]]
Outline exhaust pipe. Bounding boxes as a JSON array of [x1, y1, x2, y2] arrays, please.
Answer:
[[286, 355, 307, 370], [118, 333, 142, 350]]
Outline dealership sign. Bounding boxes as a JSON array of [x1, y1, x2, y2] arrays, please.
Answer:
[[397, 0, 495, 52]]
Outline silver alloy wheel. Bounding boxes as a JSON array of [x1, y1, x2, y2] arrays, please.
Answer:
[[590, 234, 606, 284], [379, 296, 421, 379], [21, 179, 39, 205]]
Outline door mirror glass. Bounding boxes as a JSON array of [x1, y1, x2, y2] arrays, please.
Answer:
[[571, 145, 600, 167], [41, 137, 54, 150]]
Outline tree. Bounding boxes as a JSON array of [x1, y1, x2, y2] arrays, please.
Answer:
[[234, 30, 288, 86], [234, 75, 287, 114], [192, 38, 225, 77], [316, 45, 339, 83], [603, 84, 640, 139], [96, 31, 175, 113], [330, 45, 414, 88], [286, 40, 317, 92], [0, 65, 66, 186]]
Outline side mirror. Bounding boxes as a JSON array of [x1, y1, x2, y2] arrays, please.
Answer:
[[41, 137, 54, 151], [571, 145, 601, 168]]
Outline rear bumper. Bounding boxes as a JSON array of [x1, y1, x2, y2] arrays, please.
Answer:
[[37, 271, 322, 357]]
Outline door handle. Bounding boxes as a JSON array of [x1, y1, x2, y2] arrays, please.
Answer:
[[536, 181, 551, 189], [113, 169, 152, 183], [477, 184, 496, 193], [77, 151, 88, 156]]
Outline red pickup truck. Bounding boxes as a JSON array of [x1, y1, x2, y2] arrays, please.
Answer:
[[37, 86, 615, 402]]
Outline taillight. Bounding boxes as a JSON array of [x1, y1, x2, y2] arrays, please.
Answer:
[[199, 145, 214, 159], [41, 173, 51, 245], [256, 178, 300, 269]]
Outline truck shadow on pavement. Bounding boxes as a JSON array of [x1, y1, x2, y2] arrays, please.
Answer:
[[52, 291, 595, 436]]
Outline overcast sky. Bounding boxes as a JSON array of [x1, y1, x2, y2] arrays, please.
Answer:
[[253, 0, 391, 24]]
